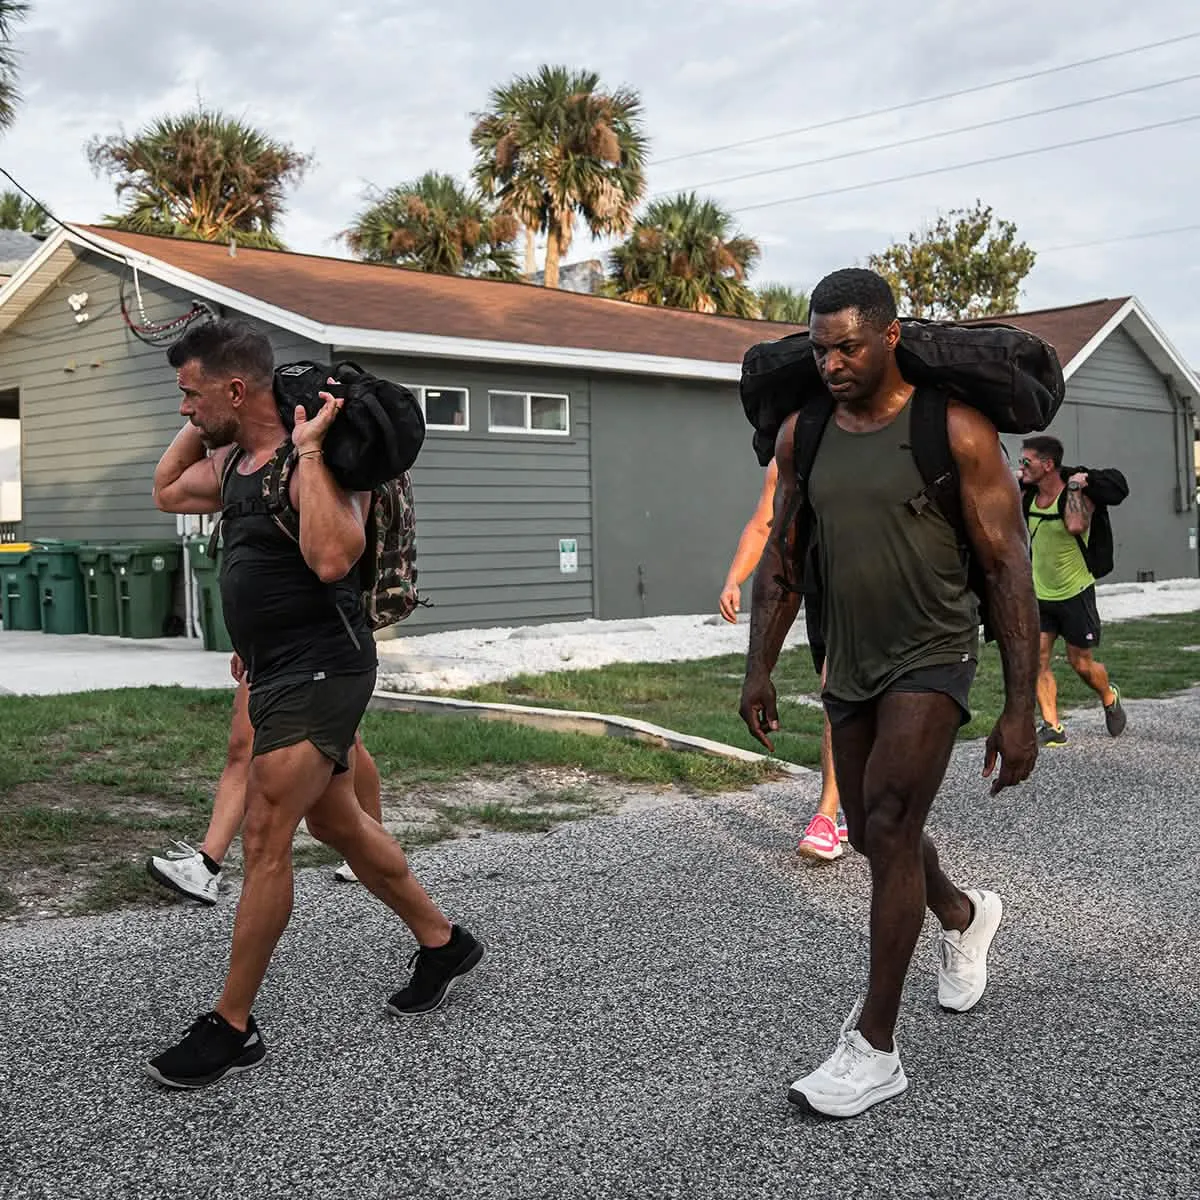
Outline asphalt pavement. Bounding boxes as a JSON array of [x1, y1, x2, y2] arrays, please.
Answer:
[[2, 689, 1198, 1199]]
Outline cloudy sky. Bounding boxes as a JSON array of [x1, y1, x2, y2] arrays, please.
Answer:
[[2, 0, 1199, 362]]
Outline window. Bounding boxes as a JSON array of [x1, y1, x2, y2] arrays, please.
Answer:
[[403, 384, 469, 431], [488, 390, 570, 435]]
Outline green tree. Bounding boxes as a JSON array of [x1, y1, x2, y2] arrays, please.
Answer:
[[341, 171, 520, 280], [470, 65, 648, 288], [756, 283, 809, 324], [867, 200, 1036, 319], [0, 187, 48, 234], [86, 106, 311, 250], [607, 193, 761, 317], [0, 0, 28, 133]]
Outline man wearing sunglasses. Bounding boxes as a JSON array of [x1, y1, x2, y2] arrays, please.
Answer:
[[1017, 437, 1127, 747]]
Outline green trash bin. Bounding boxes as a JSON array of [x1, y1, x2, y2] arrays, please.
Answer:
[[0, 543, 42, 631], [110, 541, 182, 639], [33, 540, 87, 635], [77, 544, 120, 636], [186, 536, 234, 653]]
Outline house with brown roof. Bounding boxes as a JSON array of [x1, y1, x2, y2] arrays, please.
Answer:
[[0, 225, 1195, 636]]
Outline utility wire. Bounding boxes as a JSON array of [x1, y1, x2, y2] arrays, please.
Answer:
[[733, 112, 1200, 213], [0, 165, 211, 346], [1039, 222, 1200, 253], [651, 30, 1200, 165], [655, 72, 1200, 198]]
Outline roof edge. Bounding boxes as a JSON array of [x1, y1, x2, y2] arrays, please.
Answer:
[[56, 227, 743, 383]]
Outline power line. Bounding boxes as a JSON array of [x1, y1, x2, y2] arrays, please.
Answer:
[[651, 30, 1200, 166], [655, 72, 1200, 198], [1039, 223, 1200, 253], [732, 112, 1200, 214]]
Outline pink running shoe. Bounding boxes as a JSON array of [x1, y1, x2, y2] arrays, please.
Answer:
[[797, 813, 844, 862], [836, 813, 849, 844]]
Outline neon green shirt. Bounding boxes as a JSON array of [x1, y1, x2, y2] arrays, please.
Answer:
[[1029, 494, 1094, 602]]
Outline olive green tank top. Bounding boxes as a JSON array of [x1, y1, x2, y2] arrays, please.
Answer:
[[808, 394, 980, 702]]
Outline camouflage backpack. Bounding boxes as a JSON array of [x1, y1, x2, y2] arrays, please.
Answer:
[[214, 440, 424, 630]]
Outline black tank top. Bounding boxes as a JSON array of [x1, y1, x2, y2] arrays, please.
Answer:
[[218, 455, 377, 685]]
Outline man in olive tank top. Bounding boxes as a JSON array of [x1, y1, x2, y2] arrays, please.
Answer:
[[740, 269, 1039, 1118], [147, 320, 482, 1089], [1017, 435, 1127, 747]]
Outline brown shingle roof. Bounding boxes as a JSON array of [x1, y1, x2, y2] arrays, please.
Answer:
[[963, 297, 1129, 369], [78, 226, 803, 365], [77, 226, 1129, 370]]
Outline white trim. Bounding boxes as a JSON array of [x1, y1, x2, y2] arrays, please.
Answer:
[[487, 389, 571, 436], [1062, 296, 1200, 397]]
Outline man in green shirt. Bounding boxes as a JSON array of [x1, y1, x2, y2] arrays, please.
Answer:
[[1018, 435, 1127, 746]]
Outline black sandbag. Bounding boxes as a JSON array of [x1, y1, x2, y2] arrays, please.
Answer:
[[273, 360, 426, 490], [740, 319, 1066, 467]]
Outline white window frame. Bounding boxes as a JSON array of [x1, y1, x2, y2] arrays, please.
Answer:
[[487, 390, 571, 436], [403, 383, 471, 432]]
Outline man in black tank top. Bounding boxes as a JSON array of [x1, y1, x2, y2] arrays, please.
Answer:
[[145, 319, 482, 1089], [740, 269, 1039, 1118]]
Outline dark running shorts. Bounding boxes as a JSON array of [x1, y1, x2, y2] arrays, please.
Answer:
[[823, 659, 978, 730], [1039, 585, 1102, 650], [247, 669, 377, 774]]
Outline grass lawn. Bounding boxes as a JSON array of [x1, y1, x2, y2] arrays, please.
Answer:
[[0, 688, 773, 921], [3, 612, 1195, 922], [452, 612, 1200, 762]]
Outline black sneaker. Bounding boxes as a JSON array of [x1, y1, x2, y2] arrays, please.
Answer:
[[145, 1012, 266, 1089], [1104, 686, 1127, 737], [1038, 722, 1068, 748], [387, 925, 484, 1016]]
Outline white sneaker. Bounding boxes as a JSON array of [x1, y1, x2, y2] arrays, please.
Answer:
[[147, 841, 221, 906], [787, 1003, 908, 1118], [333, 861, 359, 883], [938, 888, 1003, 1012]]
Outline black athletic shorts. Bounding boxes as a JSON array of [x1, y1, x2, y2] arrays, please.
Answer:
[[823, 659, 978, 730], [1039, 585, 1102, 650], [247, 669, 376, 773]]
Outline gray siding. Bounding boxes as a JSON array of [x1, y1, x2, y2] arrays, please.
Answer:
[[1003, 327, 1198, 583], [0, 253, 323, 541], [590, 374, 762, 619], [349, 355, 594, 632]]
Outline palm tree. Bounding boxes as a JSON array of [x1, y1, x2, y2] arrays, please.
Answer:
[[86, 106, 311, 250], [607, 193, 761, 317], [0, 188, 47, 234], [341, 172, 520, 280], [756, 283, 809, 324], [470, 65, 648, 289], [0, 0, 29, 133]]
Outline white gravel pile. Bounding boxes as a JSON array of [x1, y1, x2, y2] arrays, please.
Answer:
[[376, 577, 1200, 693]]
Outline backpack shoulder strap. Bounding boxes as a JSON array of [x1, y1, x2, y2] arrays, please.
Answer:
[[772, 393, 835, 594], [906, 388, 965, 541]]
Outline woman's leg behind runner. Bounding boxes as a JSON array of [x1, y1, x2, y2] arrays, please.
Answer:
[[148, 675, 383, 902]]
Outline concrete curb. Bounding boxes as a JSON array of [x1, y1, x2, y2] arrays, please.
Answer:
[[367, 689, 812, 777]]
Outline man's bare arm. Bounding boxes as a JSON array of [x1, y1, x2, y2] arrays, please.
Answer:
[[740, 417, 803, 750], [1063, 474, 1095, 536], [292, 455, 369, 584], [153, 424, 228, 514], [948, 402, 1039, 791]]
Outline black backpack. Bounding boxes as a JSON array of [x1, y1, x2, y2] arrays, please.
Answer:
[[742, 321, 1066, 671], [1021, 467, 1129, 580], [273, 360, 426, 492], [741, 318, 1065, 467]]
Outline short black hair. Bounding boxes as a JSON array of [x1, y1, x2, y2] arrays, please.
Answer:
[[166, 318, 275, 387], [809, 268, 898, 329], [1022, 435, 1063, 468]]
